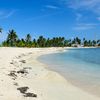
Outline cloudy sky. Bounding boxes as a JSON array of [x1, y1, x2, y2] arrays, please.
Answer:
[[0, 0, 100, 41]]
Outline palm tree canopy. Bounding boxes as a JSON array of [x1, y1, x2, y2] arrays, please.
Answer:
[[25, 34, 31, 43], [7, 29, 18, 46]]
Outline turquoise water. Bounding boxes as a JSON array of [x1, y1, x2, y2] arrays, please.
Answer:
[[38, 48, 100, 97]]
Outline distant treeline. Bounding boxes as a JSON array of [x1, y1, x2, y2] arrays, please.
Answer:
[[1, 29, 100, 47]]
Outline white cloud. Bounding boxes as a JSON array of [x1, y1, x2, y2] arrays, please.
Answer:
[[62, 0, 100, 15], [0, 10, 16, 19], [45, 5, 59, 9], [60, 0, 100, 26], [4, 10, 15, 18], [73, 23, 98, 30]]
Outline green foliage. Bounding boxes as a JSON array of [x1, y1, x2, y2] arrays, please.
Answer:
[[6, 29, 18, 46], [16, 39, 26, 47], [1, 28, 100, 47], [37, 36, 46, 47]]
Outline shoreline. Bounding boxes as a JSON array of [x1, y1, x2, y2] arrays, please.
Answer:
[[0, 47, 100, 100], [37, 47, 100, 98]]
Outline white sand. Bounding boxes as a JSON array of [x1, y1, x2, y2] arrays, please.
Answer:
[[0, 47, 100, 100]]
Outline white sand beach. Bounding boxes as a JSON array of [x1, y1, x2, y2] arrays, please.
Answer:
[[0, 47, 100, 100]]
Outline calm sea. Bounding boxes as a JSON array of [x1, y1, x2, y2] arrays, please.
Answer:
[[38, 48, 100, 97]]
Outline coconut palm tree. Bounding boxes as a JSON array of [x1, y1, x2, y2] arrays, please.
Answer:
[[25, 34, 31, 43], [25, 34, 32, 47], [37, 36, 46, 47], [7, 29, 18, 46]]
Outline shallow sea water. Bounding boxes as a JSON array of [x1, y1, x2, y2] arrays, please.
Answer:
[[38, 48, 100, 97]]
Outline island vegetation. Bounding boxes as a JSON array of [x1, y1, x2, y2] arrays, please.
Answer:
[[0, 29, 100, 47]]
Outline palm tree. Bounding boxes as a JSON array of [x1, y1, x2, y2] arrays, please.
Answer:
[[37, 36, 46, 47], [75, 37, 81, 44], [7, 29, 18, 46], [0, 28, 2, 46], [25, 34, 32, 47], [25, 34, 31, 43]]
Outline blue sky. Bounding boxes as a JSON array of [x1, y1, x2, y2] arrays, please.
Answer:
[[0, 0, 100, 42]]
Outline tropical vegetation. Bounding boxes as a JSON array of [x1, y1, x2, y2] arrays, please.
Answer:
[[1, 29, 100, 47]]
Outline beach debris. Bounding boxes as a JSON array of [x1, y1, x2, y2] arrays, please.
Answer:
[[8, 71, 17, 79], [8, 68, 29, 80], [10, 60, 19, 67], [10, 60, 15, 65], [19, 60, 26, 63], [17, 55, 21, 59], [17, 87, 29, 94], [13, 82, 18, 86], [23, 67, 32, 70], [17, 69, 28, 74], [17, 87, 37, 98], [8, 71, 17, 80], [10, 62, 14, 64], [24, 92, 37, 97]]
